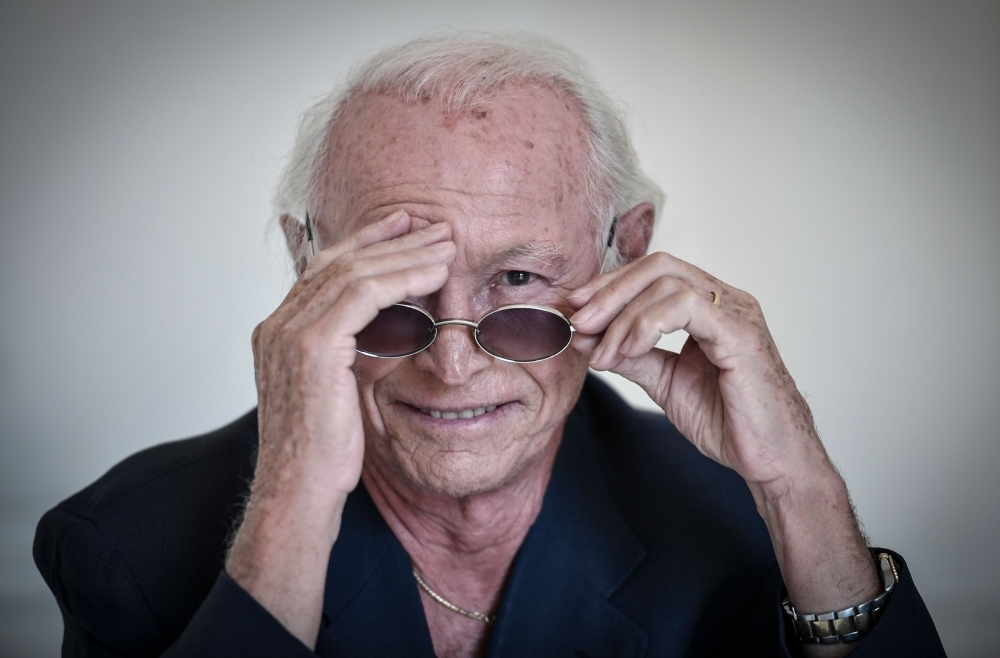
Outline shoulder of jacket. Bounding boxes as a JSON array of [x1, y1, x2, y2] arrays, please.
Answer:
[[58, 409, 258, 520]]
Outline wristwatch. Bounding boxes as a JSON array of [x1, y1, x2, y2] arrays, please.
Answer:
[[781, 552, 899, 644]]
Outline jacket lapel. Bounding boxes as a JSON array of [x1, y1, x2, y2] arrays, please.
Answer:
[[314, 385, 648, 657], [316, 486, 436, 657], [485, 402, 649, 658]]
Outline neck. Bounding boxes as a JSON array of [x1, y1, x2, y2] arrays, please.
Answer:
[[361, 427, 563, 611]]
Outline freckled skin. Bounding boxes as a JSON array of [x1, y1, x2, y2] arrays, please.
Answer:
[[308, 87, 604, 658], [235, 79, 881, 658], [323, 85, 599, 499]]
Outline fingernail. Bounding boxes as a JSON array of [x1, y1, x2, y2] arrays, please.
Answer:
[[620, 336, 634, 355], [381, 210, 407, 224], [571, 305, 596, 326], [590, 343, 605, 366]]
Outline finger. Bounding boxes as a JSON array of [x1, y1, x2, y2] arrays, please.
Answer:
[[299, 241, 455, 319], [565, 257, 643, 309], [590, 286, 722, 370], [276, 240, 456, 337], [569, 252, 721, 332], [569, 331, 602, 359], [302, 210, 409, 275], [595, 279, 692, 362], [335, 221, 453, 272], [309, 263, 452, 346], [260, 235, 454, 347], [604, 346, 681, 401], [571, 263, 687, 337], [305, 211, 450, 278], [291, 221, 451, 309]]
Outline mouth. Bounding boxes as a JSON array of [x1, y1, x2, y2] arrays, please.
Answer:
[[418, 405, 499, 420]]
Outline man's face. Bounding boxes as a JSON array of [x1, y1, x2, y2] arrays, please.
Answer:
[[324, 86, 600, 497]]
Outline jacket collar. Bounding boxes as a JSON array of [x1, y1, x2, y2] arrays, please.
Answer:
[[316, 377, 648, 658]]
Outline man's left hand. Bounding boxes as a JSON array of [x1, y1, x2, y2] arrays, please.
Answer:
[[567, 250, 823, 488], [568, 251, 882, 656]]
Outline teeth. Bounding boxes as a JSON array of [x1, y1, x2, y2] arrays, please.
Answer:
[[419, 405, 499, 420]]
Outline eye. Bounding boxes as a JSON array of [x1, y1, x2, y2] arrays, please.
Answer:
[[504, 271, 534, 286]]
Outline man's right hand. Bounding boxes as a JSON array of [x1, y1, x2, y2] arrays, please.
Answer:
[[226, 210, 455, 648]]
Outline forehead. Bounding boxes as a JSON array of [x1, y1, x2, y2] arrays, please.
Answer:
[[323, 84, 594, 249]]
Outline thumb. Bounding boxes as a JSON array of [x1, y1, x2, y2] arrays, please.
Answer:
[[603, 347, 679, 404]]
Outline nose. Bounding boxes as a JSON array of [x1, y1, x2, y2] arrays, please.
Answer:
[[412, 301, 493, 386]]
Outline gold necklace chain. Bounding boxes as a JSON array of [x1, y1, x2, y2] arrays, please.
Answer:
[[412, 568, 496, 625]]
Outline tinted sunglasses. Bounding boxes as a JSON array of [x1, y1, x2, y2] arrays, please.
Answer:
[[356, 303, 575, 363], [302, 213, 581, 364]]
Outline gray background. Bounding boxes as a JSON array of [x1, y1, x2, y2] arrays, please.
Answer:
[[2, 1, 997, 655]]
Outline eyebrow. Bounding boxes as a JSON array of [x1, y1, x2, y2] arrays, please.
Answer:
[[491, 240, 570, 271]]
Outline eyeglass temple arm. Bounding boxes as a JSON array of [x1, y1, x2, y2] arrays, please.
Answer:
[[599, 216, 618, 274], [305, 212, 318, 260]]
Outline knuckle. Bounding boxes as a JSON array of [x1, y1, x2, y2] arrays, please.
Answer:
[[343, 276, 379, 302], [648, 251, 672, 269], [679, 287, 702, 309], [650, 250, 669, 263], [339, 248, 363, 267], [589, 285, 613, 307], [651, 276, 675, 296], [301, 260, 322, 280], [634, 312, 657, 337], [257, 318, 280, 347], [607, 271, 637, 298], [325, 258, 350, 281], [289, 328, 318, 361], [275, 320, 303, 346], [339, 260, 364, 282], [602, 321, 624, 345]]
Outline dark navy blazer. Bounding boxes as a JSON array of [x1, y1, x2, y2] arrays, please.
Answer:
[[35, 376, 945, 657]]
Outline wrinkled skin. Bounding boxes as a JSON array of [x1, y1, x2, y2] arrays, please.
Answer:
[[227, 85, 877, 658]]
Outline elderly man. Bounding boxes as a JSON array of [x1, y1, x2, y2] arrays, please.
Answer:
[[35, 34, 944, 657]]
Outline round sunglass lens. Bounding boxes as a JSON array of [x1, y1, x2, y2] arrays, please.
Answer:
[[477, 307, 572, 362], [356, 304, 436, 357]]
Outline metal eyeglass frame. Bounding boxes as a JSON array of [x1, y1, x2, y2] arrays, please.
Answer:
[[303, 212, 581, 364], [358, 302, 575, 364]]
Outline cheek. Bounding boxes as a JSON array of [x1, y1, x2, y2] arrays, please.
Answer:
[[353, 358, 404, 401], [527, 350, 590, 407]]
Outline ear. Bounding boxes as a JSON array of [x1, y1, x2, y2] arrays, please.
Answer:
[[614, 202, 655, 263], [279, 214, 308, 277]]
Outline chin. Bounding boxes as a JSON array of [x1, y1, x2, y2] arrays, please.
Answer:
[[396, 449, 521, 499]]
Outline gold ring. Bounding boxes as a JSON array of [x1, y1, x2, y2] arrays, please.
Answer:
[[712, 291, 721, 306]]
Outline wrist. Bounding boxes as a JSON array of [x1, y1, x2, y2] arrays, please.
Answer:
[[748, 459, 844, 526], [231, 484, 349, 558], [225, 489, 348, 649], [750, 467, 881, 615], [785, 553, 899, 656]]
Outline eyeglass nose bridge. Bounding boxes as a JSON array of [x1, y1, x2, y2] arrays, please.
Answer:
[[425, 318, 485, 356], [433, 319, 480, 330], [429, 312, 575, 364]]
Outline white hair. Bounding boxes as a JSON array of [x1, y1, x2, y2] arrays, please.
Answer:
[[273, 31, 664, 269]]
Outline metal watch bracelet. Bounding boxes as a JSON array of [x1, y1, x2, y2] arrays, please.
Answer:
[[782, 552, 900, 644]]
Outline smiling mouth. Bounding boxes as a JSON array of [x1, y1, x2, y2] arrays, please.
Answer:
[[418, 405, 499, 420]]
